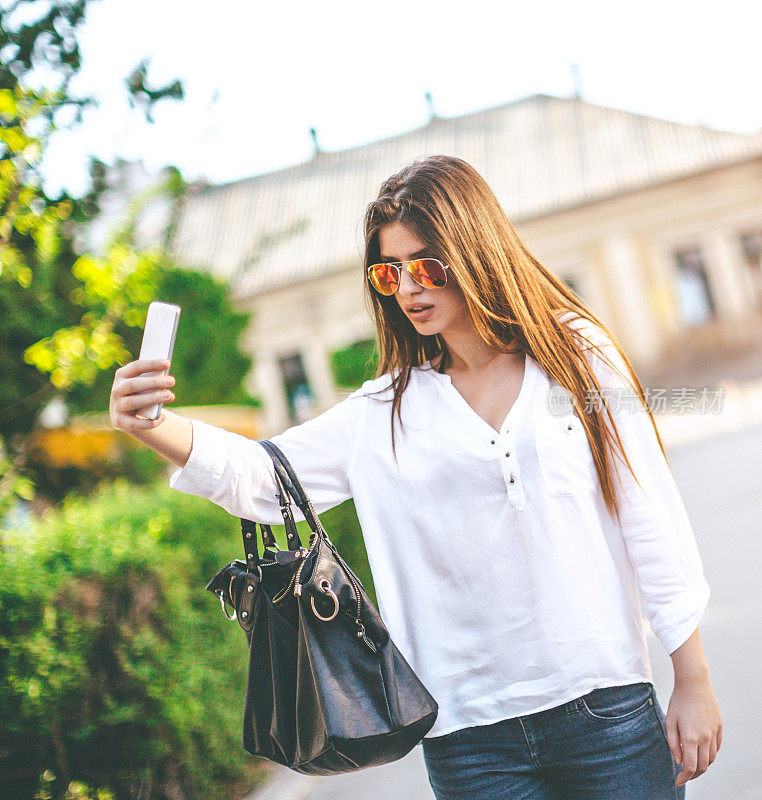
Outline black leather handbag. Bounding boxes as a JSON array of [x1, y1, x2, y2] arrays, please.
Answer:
[[205, 439, 438, 774]]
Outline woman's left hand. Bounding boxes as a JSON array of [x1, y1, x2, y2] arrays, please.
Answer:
[[665, 675, 722, 787]]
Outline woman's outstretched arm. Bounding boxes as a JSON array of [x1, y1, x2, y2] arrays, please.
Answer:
[[110, 356, 370, 527]]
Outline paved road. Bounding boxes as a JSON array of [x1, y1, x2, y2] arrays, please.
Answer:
[[252, 422, 762, 800]]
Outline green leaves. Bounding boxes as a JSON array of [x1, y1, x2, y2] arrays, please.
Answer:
[[21, 242, 163, 390], [0, 451, 35, 522], [0, 478, 260, 799]]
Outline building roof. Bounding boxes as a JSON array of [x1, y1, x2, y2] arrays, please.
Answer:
[[167, 92, 762, 297]]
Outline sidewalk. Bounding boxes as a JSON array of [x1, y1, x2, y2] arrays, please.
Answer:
[[245, 767, 319, 800]]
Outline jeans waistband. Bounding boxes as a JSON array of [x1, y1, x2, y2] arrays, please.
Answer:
[[533, 681, 653, 719]]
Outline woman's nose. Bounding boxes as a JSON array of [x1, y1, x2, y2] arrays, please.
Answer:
[[397, 265, 421, 295]]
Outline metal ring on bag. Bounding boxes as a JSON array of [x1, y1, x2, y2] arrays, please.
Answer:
[[219, 592, 236, 620], [310, 579, 339, 622]]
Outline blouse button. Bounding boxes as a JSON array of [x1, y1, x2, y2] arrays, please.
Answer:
[[490, 439, 495, 445], [505, 452, 510, 457], [509, 475, 515, 483]]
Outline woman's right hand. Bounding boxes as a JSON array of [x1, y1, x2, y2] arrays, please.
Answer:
[[110, 358, 176, 433]]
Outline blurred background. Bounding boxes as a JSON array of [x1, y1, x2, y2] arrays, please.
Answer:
[[1, 1, 761, 798]]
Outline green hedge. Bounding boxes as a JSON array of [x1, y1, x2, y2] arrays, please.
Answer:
[[329, 338, 378, 389], [0, 476, 375, 800], [0, 479, 265, 800]]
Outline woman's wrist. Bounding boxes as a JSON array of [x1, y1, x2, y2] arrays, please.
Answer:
[[670, 627, 711, 684], [128, 409, 193, 469]]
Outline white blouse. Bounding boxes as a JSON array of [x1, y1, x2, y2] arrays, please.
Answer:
[[168, 312, 711, 738]]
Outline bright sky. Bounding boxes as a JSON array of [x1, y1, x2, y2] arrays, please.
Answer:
[[36, 0, 762, 198]]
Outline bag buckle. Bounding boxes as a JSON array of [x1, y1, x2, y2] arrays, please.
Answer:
[[310, 579, 339, 621]]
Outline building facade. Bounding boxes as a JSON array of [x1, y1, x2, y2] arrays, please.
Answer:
[[167, 93, 762, 435]]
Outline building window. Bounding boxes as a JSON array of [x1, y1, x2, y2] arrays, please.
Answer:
[[673, 247, 717, 326], [739, 229, 762, 308], [278, 353, 315, 424]]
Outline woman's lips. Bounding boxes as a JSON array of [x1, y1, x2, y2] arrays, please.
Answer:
[[408, 305, 435, 321]]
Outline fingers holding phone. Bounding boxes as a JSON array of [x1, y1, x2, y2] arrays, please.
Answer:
[[110, 358, 176, 432]]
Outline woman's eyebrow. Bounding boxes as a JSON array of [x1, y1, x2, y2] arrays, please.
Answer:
[[379, 247, 429, 262]]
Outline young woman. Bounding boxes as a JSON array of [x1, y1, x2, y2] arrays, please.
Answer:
[[110, 155, 722, 799]]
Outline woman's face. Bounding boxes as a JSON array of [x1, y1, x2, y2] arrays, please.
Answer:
[[377, 221, 467, 335]]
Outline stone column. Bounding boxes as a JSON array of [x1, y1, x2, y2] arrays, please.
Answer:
[[648, 246, 683, 336], [599, 234, 661, 364], [300, 337, 338, 411], [704, 230, 753, 321], [252, 353, 290, 434]]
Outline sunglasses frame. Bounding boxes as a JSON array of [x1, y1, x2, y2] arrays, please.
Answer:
[[366, 257, 450, 296]]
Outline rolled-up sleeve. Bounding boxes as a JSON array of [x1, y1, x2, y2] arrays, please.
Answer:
[[564, 313, 711, 656], [168, 387, 368, 526]]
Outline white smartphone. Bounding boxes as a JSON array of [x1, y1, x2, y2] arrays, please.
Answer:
[[136, 301, 181, 420]]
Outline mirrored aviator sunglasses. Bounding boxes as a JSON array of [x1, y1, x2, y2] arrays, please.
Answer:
[[367, 257, 449, 296]]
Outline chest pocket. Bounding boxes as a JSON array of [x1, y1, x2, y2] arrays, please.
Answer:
[[534, 411, 598, 496]]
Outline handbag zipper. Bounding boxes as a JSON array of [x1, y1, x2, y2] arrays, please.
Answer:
[[291, 529, 320, 598], [308, 536, 375, 652], [329, 544, 363, 622], [271, 544, 311, 604]]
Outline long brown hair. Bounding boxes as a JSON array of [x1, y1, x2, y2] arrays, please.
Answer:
[[361, 154, 666, 526]]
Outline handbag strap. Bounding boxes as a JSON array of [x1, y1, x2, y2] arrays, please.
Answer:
[[264, 442, 305, 551], [239, 517, 296, 569], [258, 439, 324, 535], [239, 439, 310, 572]]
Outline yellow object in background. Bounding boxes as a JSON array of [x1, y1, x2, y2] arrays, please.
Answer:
[[28, 406, 264, 469]]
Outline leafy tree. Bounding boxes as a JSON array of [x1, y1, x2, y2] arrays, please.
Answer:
[[0, 29, 252, 510], [7, 159, 257, 504], [0, 85, 78, 516], [19, 263, 259, 506], [0, 84, 161, 509]]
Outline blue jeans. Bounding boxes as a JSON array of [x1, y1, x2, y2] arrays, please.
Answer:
[[421, 681, 685, 800]]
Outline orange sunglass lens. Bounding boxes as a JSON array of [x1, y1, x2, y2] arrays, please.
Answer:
[[410, 258, 447, 289], [368, 264, 399, 295]]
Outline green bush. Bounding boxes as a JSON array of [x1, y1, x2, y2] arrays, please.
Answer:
[[329, 338, 378, 389], [0, 479, 269, 800]]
